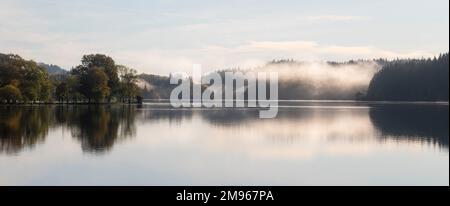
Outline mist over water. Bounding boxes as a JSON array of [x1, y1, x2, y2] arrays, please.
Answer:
[[257, 60, 381, 100]]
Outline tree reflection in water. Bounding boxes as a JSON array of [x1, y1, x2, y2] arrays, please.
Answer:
[[56, 105, 138, 153], [0, 103, 448, 154], [369, 104, 449, 148], [1, 105, 138, 154], [0, 106, 52, 154]]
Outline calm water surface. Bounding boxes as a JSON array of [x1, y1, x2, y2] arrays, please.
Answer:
[[0, 101, 448, 185]]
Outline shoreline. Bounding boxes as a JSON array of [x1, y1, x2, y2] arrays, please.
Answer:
[[1, 99, 448, 106]]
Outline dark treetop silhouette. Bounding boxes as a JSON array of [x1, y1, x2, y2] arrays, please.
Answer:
[[366, 53, 449, 101]]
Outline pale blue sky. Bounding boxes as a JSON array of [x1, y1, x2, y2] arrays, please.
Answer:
[[0, 0, 448, 74]]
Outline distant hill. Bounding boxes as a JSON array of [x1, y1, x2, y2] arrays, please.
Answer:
[[138, 55, 449, 101], [38, 63, 67, 75], [137, 59, 381, 100], [138, 74, 175, 99]]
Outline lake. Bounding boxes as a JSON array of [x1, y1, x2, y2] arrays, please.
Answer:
[[0, 101, 448, 185]]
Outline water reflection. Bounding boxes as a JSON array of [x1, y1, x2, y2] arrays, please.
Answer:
[[369, 104, 449, 148], [1, 105, 139, 154], [0, 106, 51, 154], [142, 108, 193, 124], [61, 106, 138, 153], [0, 103, 448, 155]]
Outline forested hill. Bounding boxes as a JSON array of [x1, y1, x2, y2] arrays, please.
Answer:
[[38, 63, 67, 75], [138, 74, 174, 99], [366, 53, 449, 101]]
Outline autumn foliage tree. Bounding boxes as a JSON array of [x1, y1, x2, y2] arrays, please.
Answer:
[[70, 54, 139, 103], [1, 53, 140, 104], [0, 53, 53, 103]]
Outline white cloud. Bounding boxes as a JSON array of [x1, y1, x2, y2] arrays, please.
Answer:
[[0, 1, 442, 75], [303, 15, 368, 22], [110, 41, 434, 75]]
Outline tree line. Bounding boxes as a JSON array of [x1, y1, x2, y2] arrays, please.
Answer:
[[366, 53, 449, 101], [2, 52, 448, 103], [139, 55, 449, 101], [0, 53, 141, 104]]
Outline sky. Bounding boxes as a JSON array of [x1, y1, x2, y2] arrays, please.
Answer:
[[0, 0, 448, 74]]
